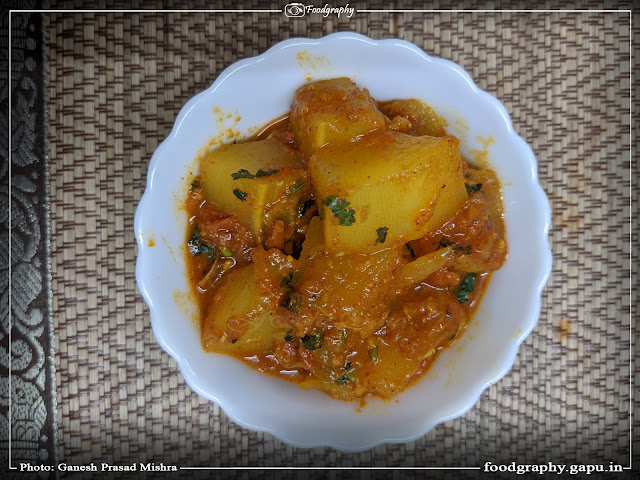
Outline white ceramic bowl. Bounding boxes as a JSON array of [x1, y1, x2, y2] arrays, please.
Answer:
[[135, 32, 551, 451]]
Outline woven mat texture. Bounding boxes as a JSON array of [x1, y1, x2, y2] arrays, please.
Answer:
[[45, 4, 636, 475]]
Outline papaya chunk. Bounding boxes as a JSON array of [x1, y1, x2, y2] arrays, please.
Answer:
[[308, 131, 467, 253], [290, 77, 386, 160], [200, 138, 312, 245]]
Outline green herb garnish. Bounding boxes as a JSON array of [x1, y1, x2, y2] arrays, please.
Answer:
[[457, 273, 477, 303], [336, 370, 356, 386], [281, 272, 295, 290], [220, 246, 233, 257], [289, 178, 308, 195], [187, 226, 217, 260], [233, 188, 248, 201], [231, 338, 237, 344], [231, 169, 253, 179], [281, 271, 300, 294], [298, 198, 315, 218], [453, 245, 472, 255], [256, 168, 279, 177], [405, 243, 416, 258], [301, 331, 324, 350], [281, 292, 302, 314], [438, 237, 455, 249], [322, 195, 356, 226], [375, 226, 389, 245], [285, 330, 295, 342], [231, 168, 279, 180], [190, 179, 200, 190], [187, 228, 201, 249], [465, 182, 482, 194]]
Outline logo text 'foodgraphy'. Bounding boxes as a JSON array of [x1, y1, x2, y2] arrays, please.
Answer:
[[284, 3, 355, 18]]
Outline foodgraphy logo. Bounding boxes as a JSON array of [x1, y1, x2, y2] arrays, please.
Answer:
[[284, 3, 355, 18], [284, 3, 305, 16]]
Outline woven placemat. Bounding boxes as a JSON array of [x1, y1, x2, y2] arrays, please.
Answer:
[[44, 3, 636, 476]]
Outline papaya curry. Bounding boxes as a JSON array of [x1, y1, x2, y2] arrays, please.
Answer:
[[184, 78, 507, 401]]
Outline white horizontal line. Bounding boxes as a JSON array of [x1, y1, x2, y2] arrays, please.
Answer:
[[9, 9, 283, 13], [180, 467, 482, 470], [357, 9, 630, 13], [8, 8, 631, 14]]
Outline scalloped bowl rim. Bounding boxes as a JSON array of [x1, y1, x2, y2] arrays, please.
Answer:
[[135, 32, 552, 452]]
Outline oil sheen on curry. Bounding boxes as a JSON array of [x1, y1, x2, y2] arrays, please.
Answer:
[[185, 78, 507, 401]]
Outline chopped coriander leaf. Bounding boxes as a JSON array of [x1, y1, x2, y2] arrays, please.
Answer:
[[281, 292, 302, 314], [298, 198, 316, 218], [336, 370, 356, 386], [375, 226, 389, 245], [301, 331, 324, 350], [343, 361, 352, 370], [368, 345, 379, 363], [231, 169, 253, 180], [285, 330, 295, 342], [281, 271, 300, 292], [405, 243, 416, 258], [438, 237, 455, 249], [457, 273, 476, 303], [231, 338, 237, 344], [233, 188, 248, 201], [465, 172, 471, 178], [187, 226, 217, 260], [281, 272, 295, 290], [198, 244, 216, 258], [322, 195, 356, 226], [255, 168, 280, 177], [289, 180, 308, 194], [453, 245, 472, 255], [465, 182, 482, 194], [231, 168, 279, 180], [190, 179, 200, 190], [220, 246, 233, 257], [187, 229, 200, 248]]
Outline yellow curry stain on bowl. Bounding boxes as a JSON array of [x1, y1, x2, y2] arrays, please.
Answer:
[[449, 119, 494, 170], [453, 117, 469, 142], [296, 50, 333, 81], [147, 237, 155, 247], [211, 106, 243, 146], [173, 173, 195, 222], [469, 135, 495, 168], [161, 235, 177, 265], [173, 289, 200, 328]]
